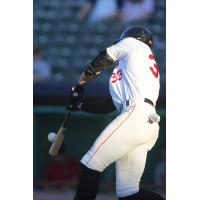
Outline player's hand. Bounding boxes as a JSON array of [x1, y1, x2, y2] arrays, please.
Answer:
[[67, 102, 83, 112], [67, 83, 84, 112], [70, 83, 85, 102]]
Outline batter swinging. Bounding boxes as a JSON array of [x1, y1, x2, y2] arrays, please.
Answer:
[[67, 26, 163, 200]]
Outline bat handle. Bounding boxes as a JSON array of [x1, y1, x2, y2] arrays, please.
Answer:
[[62, 112, 71, 128]]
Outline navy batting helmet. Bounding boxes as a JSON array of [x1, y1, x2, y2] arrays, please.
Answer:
[[120, 26, 153, 48]]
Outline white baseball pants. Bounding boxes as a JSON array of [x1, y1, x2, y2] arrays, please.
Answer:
[[81, 98, 159, 197]]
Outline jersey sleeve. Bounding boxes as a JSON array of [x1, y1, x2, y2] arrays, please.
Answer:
[[106, 37, 137, 61]]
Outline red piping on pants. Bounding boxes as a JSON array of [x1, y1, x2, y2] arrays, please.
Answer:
[[86, 105, 136, 166]]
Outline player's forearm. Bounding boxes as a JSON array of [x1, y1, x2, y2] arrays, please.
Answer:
[[78, 50, 114, 87], [78, 71, 101, 87], [77, 72, 87, 86]]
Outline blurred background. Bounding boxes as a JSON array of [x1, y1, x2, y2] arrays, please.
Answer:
[[33, 0, 166, 199]]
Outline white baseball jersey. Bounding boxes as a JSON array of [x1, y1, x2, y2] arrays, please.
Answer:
[[106, 37, 160, 111]]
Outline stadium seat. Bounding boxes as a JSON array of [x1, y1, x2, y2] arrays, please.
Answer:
[[34, 0, 166, 81]]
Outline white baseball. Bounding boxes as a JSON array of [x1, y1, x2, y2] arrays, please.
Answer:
[[48, 132, 57, 143]]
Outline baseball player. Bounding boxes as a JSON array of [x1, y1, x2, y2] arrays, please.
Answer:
[[67, 26, 164, 200]]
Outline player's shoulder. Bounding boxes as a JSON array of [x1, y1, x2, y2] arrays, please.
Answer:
[[119, 37, 150, 50], [119, 37, 138, 45]]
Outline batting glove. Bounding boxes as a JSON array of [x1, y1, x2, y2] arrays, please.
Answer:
[[67, 83, 85, 112]]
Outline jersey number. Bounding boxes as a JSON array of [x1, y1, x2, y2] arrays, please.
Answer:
[[149, 54, 159, 78], [112, 69, 122, 83]]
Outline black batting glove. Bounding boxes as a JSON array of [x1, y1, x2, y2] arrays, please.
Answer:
[[68, 102, 84, 112], [67, 83, 85, 112]]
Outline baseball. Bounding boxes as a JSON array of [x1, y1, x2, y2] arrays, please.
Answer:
[[48, 132, 57, 143]]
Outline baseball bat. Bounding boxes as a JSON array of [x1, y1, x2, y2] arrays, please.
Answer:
[[49, 112, 71, 156]]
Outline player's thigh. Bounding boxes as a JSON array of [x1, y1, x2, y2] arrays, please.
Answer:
[[81, 105, 153, 171], [81, 108, 137, 171], [115, 146, 148, 197]]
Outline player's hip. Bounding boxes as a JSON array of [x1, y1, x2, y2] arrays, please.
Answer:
[[120, 97, 157, 114]]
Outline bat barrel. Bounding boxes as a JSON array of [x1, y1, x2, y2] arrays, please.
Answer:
[[49, 112, 71, 156]]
